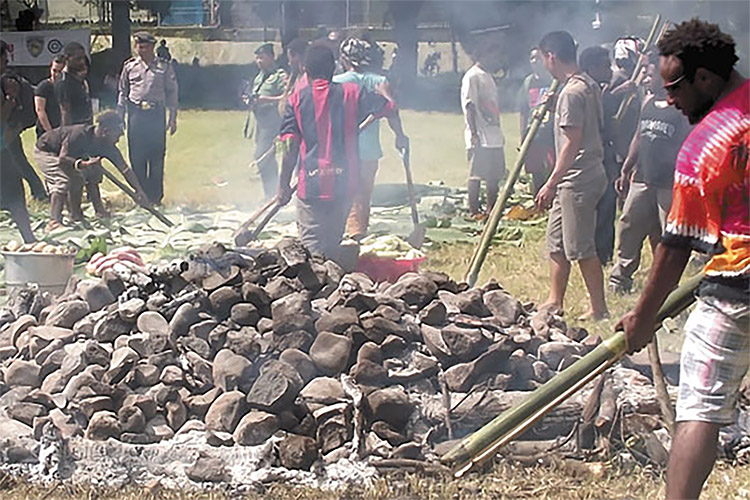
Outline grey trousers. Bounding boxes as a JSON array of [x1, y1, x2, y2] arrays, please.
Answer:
[[296, 196, 352, 264], [254, 116, 280, 200], [609, 181, 673, 290]]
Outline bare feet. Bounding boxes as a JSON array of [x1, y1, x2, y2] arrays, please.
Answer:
[[45, 220, 63, 233], [577, 309, 610, 322], [538, 302, 563, 316]]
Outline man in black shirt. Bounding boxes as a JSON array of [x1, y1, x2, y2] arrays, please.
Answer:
[[609, 60, 691, 293], [34, 111, 148, 229], [1, 42, 36, 242], [34, 55, 66, 138], [55, 42, 92, 126]]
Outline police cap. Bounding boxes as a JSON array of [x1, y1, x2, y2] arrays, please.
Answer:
[[134, 31, 157, 44], [254, 43, 274, 57]]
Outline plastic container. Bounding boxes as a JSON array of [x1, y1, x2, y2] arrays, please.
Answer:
[[356, 255, 425, 283], [2, 251, 75, 295]]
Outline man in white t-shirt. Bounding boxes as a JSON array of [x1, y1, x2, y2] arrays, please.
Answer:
[[461, 41, 506, 219]]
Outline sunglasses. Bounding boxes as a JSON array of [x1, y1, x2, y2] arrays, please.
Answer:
[[663, 74, 686, 95]]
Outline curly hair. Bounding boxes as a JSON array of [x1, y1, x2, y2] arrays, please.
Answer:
[[657, 18, 738, 81]]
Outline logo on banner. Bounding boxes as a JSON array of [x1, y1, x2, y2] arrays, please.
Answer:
[[26, 36, 44, 58], [47, 39, 63, 54]]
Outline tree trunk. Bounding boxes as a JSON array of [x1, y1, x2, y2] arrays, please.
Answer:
[[389, 0, 422, 91], [280, 1, 301, 48], [110, 0, 131, 70]]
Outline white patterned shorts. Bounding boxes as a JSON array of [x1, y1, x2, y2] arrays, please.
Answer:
[[676, 295, 750, 425]]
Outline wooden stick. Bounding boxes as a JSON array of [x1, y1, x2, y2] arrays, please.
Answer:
[[98, 165, 174, 227], [579, 373, 605, 450], [647, 335, 676, 435]]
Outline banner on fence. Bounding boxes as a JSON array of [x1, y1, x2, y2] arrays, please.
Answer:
[[1, 29, 90, 66]]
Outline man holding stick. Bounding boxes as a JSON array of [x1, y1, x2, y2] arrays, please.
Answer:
[[618, 19, 748, 499], [34, 111, 149, 228]]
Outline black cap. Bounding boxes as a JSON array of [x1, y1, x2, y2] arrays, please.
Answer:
[[254, 43, 274, 57], [134, 31, 157, 44]]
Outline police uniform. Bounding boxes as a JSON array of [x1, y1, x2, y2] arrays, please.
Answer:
[[251, 44, 287, 199], [117, 32, 178, 204]]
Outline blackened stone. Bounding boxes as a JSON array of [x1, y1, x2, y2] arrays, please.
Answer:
[[385, 274, 438, 309], [209, 287, 242, 320], [315, 307, 359, 335], [273, 330, 314, 353], [233, 411, 279, 446], [418, 300, 447, 326], [44, 300, 90, 328], [309, 332, 352, 375], [118, 405, 146, 433], [77, 280, 116, 312], [265, 276, 299, 302], [212, 349, 252, 392], [93, 311, 132, 343], [230, 303, 259, 327], [204, 391, 246, 433], [85, 411, 121, 440], [272, 292, 313, 335], [278, 433, 317, 470], [366, 387, 413, 431], [441, 324, 486, 362], [246, 360, 302, 413], [241, 283, 271, 314], [484, 290, 523, 327], [169, 303, 200, 340], [454, 289, 491, 317]]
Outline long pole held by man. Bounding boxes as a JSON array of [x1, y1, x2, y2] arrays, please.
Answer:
[[617, 19, 748, 500]]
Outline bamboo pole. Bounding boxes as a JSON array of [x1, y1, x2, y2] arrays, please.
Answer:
[[441, 272, 702, 477], [464, 79, 560, 287], [613, 15, 666, 124]]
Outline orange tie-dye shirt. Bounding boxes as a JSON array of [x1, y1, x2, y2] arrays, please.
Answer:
[[663, 79, 749, 282]]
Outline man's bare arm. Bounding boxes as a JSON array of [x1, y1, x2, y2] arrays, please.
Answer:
[[617, 243, 691, 353], [534, 125, 582, 209], [34, 96, 53, 133], [547, 125, 582, 186]]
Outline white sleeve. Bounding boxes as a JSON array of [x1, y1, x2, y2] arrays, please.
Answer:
[[460, 71, 476, 112]]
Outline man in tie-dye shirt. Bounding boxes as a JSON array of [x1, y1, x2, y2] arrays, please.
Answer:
[[617, 19, 748, 500]]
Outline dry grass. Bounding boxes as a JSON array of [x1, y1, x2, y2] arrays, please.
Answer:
[[3, 461, 750, 499]]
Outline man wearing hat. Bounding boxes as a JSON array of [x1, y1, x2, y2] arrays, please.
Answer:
[[118, 31, 179, 205], [244, 43, 287, 199]]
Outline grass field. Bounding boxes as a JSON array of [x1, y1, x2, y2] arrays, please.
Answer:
[[13, 109, 750, 499]]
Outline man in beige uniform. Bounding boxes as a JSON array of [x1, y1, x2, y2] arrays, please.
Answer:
[[535, 31, 609, 321], [118, 31, 178, 204]]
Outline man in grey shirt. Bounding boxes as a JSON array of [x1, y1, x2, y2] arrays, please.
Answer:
[[535, 31, 609, 321], [118, 31, 178, 204]]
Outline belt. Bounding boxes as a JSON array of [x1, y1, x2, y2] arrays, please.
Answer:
[[128, 100, 162, 111]]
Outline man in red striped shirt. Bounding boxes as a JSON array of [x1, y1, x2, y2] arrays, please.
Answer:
[[277, 44, 399, 263]]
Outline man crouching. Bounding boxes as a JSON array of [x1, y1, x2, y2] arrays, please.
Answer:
[[34, 110, 148, 230]]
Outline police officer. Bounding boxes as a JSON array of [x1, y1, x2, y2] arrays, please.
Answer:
[[245, 43, 287, 199], [118, 31, 178, 205]]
